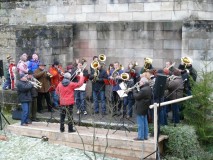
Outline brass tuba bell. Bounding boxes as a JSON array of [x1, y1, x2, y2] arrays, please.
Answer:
[[120, 73, 130, 81], [98, 54, 106, 62], [91, 60, 99, 70]]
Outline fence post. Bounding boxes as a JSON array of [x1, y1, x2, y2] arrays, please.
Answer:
[[153, 102, 158, 158]]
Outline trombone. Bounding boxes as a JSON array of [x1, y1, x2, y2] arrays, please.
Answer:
[[70, 62, 87, 81]]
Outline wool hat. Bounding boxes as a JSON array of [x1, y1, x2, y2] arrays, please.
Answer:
[[53, 61, 59, 65], [63, 72, 71, 79], [39, 62, 46, 66], [7, 55, 12, 61]]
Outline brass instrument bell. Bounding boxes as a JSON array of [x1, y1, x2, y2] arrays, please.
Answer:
[[120, 73, 130, 81], [98, 54, 106, 62]]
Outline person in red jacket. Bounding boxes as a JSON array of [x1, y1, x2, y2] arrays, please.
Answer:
[[56, 72, 84, 133], [48, 61, 64, 108]]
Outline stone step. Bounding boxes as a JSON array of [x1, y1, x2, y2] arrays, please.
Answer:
[[7, 122, 168, 160]]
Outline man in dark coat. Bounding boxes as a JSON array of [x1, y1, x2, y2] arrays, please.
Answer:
[[89, 63, 108, 115], [133, 77, 152, 141], [16, 74, 33, 126]]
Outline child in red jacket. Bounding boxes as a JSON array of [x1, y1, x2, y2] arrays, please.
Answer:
[[56, 72, 84, 133]]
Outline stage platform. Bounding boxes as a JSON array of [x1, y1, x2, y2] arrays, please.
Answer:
[[7, 122, 168, 160]]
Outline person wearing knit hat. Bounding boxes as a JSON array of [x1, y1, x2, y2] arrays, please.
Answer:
[[133, 77, 152, 141], [56, 71, 84, 133]]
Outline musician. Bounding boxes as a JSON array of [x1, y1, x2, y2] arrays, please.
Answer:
[[133, 77, 152, 141], [178, 57, 197, 96], [3, 55, 13, 90], [139, 57, 153, 74], [56, 72, 84, 133], [34, 62, 52, 113], [167, 70, 184, 124], [8, 58, 17, 90], [17, 53, 29, 75], [90, 56, 98, 73], [109, 61, 124, 116], [89, 62, 108, 115], [28, 53, 40, 73], [48, 61, 64, 108], [16, 73, 33, 126], [163, 61, 175, 76], [106, 63, 114, 76], [74, 62, 89, 115]]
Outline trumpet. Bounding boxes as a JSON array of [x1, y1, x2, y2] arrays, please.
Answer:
[[120, 73, 129, 81], [125, 82, 140, 92], [28, 80, 42, 89], [31, 77, 42, 86]]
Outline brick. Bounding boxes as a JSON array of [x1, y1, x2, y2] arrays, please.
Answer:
[[144, 2, 161, 11], [82, 5, 95, 13], [107, 4, 128, 12], [152, 11, 172, 21], [129, 3, 144, 12]]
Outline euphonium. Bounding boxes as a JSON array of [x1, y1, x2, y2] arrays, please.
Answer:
[[91, 60, 100, 82], [32, 77, 42, 86], [98, 54, 106, 62], [28, 80, 42, 89], [120, 73, 129, 81], [46, 72, 53, 78]]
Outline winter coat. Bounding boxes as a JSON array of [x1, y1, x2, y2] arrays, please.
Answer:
[[16, 80, 33, 103], [167, 76, 184, 100], [28, 59, 40, 73], [56, 75, 84, 106], [48, 66, 64, 91], [89, 68, 108, 91], [34, 68, 51, 93], [17, 60, 28, 75], [133, 83, 152, 116]]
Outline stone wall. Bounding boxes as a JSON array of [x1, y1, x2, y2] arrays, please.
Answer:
[[73, 22, 182, 70]]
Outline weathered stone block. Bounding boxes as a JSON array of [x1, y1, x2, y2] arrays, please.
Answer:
[[134, 49, 153, 58], [46, 14, 64, 22], [82, 5, 95, 13], [144, 22, 163, 31], [154, 31, 164, 40], [161, 2, 180, 11], [87, 13, 100, 22], [129, 3, 144, 12], [189, 39, 208, 50], [107, 4, 129, 12], [76, 0, 96, 5], [95, 5, 107, 12], [119, 13, 133, 21], [152, 11, 172, 21], [144, 2, 161, 11], [163, 22, 182, 31], [123, 31, 135, 40], [172, 11, 190, 20], [75, 13, 87, 22], [182, 39, 189, 50], [138, 31, 154, 40], [154, 40, 163, 49], [164, 40, 182, 49], [88, 31, 97, 39], [153, 50, 174, 59], [132, 12, 152, 21], [164, 31, 181, 40], [100, 13, 119, 21], [67, 6, 82, 14]]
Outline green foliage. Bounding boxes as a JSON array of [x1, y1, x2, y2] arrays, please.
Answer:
[[161, 125, 213, 160], [184, 70, 213, 145]]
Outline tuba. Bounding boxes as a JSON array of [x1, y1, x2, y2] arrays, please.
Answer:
[[98, 54, 106, 62], [144, 57, 153, 71], [91, 60, 100, 82], [120, 73, 129, 81]]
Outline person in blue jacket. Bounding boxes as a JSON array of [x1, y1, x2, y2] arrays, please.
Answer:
[[28, 53, 40, 73]]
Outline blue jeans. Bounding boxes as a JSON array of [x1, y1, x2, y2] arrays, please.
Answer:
[[93, 91, 106, 113], [75, 90, 86, 111], [2, 78, 11, 90], [51, 91, 59, 107], [21, 102, 30, 125], [159, 106, 168, 126], [172, 103, 180, 123], [123, 92, 135, 117], [137, 115, 149, 140]]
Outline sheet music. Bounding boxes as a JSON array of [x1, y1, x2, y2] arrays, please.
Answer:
[[117, 90, 128, 98], [75, 83, 87, 91], [119, 82, 127, 90]]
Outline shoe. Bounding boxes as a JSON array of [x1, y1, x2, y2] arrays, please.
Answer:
[[68, 129, 76, 133], [21, 124, 28, 126], [94, 111, 99, 114], [37, 111, 43, 114], [31, 118, 39, 122], [77, 110, 81, 114], [26, 121, 32, 124], [145, 138, 148, 140], [60, 129, 65, 133], [83, 111, 87, 115], [133, 137, 144, 141]]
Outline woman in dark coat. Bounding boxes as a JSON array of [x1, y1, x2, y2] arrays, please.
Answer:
[[133, 77, 152, 141], [16, 74, 33, 126]]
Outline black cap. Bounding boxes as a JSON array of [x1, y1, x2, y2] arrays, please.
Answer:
[[53, 61, 59, 65]]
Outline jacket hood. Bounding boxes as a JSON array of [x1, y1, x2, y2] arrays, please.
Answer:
[[62, 78, 70, 86]]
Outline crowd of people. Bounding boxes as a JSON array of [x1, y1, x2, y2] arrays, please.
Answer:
[[2, 53, 197, 140]]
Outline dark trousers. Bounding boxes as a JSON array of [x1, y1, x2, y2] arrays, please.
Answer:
[[111, 91, 122, 113], [60, 106, 74, 131], [30, 97, 37, 119], [37, 92, 52, 112]]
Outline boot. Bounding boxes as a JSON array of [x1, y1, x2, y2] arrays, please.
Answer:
[[68, 124, 76, 133]]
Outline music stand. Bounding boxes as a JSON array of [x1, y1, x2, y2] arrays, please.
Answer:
[[143, 74, 167, 159]]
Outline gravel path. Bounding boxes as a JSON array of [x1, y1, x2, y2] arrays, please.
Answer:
[[0, 131, 120, 160]]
